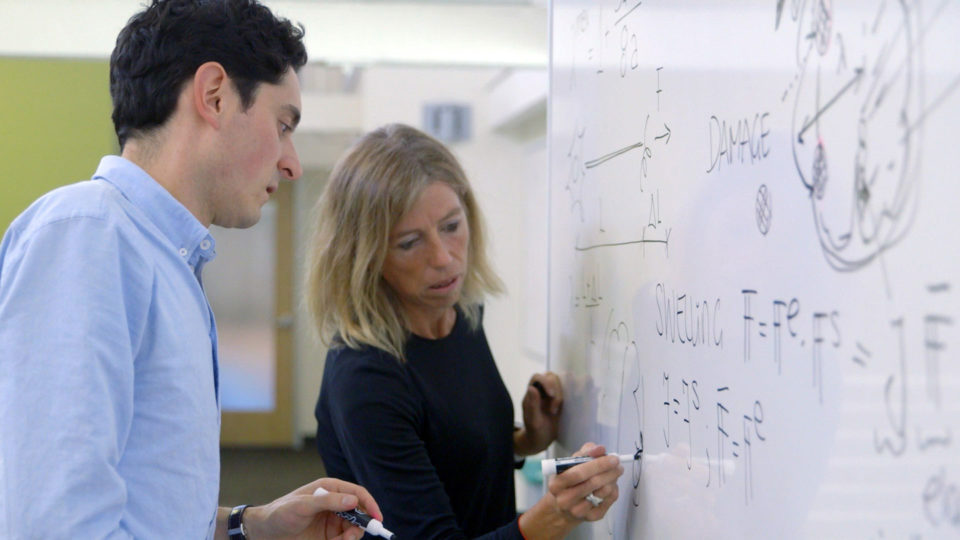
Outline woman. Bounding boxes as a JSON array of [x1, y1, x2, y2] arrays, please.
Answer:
[[306, 124, 623, 539]]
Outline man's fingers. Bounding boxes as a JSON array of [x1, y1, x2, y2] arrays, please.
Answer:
[[324, 513, 344, 539], [313, 489, 358, 511], [304, 477, 382, 520]]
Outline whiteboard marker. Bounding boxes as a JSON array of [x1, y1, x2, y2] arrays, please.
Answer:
[[541, 451, 641, 476], [313, 487, 395, 539]]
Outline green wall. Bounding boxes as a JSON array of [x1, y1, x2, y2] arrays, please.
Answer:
[[0, 58, 116, 234]]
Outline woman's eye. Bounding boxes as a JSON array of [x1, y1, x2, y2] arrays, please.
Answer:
[[398, 238, 418, 250], [443, 220, 460, 233]]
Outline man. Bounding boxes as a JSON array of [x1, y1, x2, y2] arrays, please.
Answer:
[[0, 1, 380, 538]]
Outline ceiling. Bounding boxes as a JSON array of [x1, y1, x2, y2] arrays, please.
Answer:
[[0, 0, 547, 67]]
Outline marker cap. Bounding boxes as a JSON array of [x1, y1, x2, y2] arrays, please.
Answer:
[[365, 519, 395, 539], [541, 459, 558, 477]]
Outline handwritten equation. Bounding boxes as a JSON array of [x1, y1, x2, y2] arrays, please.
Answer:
[[550, 0, 960, 538]]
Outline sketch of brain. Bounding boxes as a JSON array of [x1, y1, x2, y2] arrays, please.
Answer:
[[786, 0, 924, 271]]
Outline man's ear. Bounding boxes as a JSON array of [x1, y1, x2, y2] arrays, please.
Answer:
[[192, 61, 230, 130]]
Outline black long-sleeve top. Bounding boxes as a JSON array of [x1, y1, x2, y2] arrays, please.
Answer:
[[315, 309, 524, 540]]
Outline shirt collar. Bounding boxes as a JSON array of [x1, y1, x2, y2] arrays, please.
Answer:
[[92, 155, 216, 268]]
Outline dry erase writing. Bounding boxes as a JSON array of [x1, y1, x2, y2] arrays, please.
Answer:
[[541, 452, 641, 476], [312, 487, 395, 539]]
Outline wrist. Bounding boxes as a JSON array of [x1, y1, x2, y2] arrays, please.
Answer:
[[517, 514, 530, 540], [239, 505, 268, 540], [518, 493, 579, 540], [514, 426, 553, 456], [227, 504, 250, 540], [513, 427, 537, 456], [225, 504, 267, 540]]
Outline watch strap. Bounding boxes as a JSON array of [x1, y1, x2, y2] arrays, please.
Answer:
[[228, 504, 249, 540]]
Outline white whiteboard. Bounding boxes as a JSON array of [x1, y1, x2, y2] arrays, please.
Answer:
[[547, 1, 960, 538]]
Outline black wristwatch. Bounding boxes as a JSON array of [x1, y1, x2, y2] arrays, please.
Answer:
[[228, 504, 250, 540]]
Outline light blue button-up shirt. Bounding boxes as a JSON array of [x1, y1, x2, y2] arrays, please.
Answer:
[[0, 156, 221, 539]]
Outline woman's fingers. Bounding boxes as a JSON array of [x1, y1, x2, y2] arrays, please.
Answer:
[[530, 372, 564, 414], [547, 449, 624, 522], [552, 463, 624, 506], [571, 442, 605, 459], [549, 451, 618, 492], [582, 483, 619, 522]]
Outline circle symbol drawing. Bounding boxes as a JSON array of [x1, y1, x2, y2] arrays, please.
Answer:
[[756, 184, 772, 236]]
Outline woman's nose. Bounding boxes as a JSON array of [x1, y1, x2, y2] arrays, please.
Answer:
[[428, 238, 453, 267]]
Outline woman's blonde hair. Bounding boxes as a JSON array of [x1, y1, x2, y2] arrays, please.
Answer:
[[305, 123, 504, 360]]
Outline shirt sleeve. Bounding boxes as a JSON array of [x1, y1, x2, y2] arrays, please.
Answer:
[[0, 216, 145, 539], [322, 352, 524, 540]]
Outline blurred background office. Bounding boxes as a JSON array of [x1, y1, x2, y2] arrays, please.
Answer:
[[0, 0, 549, 509]]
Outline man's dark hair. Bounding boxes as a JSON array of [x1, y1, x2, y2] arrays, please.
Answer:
[[110, 0, 307, 149]]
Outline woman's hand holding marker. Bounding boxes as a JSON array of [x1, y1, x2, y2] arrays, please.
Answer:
[[518, 443, 624, 539]]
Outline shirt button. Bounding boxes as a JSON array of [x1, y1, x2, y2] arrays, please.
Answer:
[[179, 248, 188, 257], [200, 240, 211, 250]]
